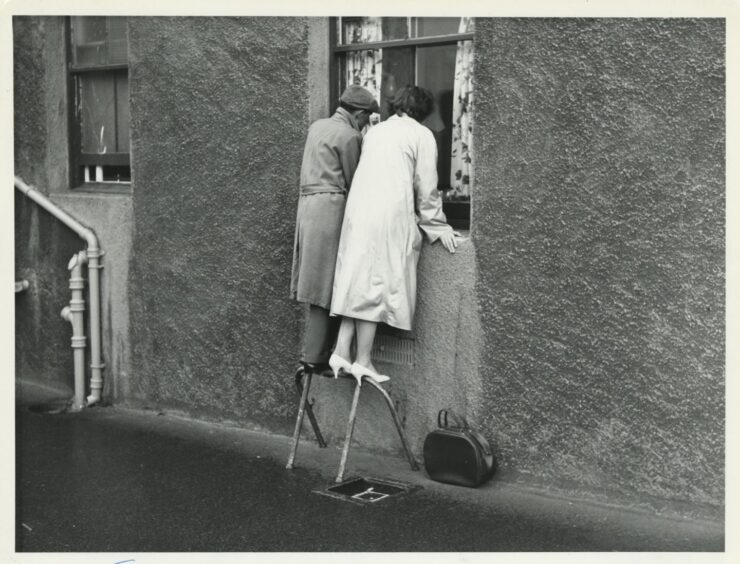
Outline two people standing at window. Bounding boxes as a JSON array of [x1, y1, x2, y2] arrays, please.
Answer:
[[291, 85, 378, 375], [291, 84, 460, 385]]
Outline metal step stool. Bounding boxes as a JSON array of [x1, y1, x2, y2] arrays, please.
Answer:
[[285, 364, 419, 483]]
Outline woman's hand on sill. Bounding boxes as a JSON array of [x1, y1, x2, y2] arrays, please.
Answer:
[[439, 230, 464, 254]]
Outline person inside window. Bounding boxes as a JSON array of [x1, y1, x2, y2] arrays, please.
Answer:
[[291, 85, 380, 375], [329, 85, 460, 384]]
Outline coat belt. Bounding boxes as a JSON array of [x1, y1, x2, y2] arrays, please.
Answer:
[[300, 185, 347, 196]]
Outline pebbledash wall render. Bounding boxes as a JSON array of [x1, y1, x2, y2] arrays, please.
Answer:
[[14, 17, 725, 519]]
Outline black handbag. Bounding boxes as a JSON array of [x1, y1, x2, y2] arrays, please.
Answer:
[[423, 409, 496, 488]]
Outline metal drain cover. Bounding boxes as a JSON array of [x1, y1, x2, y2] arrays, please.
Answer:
[[315, 477, 420, 504]]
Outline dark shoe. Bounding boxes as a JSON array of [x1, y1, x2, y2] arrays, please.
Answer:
[[300, 361, 332, 377]]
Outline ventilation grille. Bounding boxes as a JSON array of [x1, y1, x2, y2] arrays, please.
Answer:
[[372, 333, 414, 366]]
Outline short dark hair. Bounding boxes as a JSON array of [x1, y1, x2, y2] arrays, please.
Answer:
[[390, 86, 435, 121]]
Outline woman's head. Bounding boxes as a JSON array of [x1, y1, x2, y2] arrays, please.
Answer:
[[390, 86, 435, 122]]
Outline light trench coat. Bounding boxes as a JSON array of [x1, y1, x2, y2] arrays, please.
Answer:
[[290, 109, 362, 309], [330, 114, 453, 330]]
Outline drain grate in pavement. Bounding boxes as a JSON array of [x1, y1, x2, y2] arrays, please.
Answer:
[[315, 477, 420, 504]]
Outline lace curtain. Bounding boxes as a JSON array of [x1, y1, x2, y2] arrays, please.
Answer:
[[346, 49, 382, 102], [449, 17, 474, 200], [344, 18, 383, 101], [341, 17, 474, 200]]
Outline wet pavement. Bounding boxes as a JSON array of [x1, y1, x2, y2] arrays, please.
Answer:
[[15, 385, 724, 553]]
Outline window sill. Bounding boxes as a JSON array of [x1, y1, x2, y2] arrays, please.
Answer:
[[72, 183, 132, 195]]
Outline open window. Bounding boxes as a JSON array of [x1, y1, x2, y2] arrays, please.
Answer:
[[331, 17, 474, 229], [68, 16, 131, 187]]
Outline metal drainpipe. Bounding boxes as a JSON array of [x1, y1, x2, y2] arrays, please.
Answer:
[[61, 251, 88, 411], [14, 176, 106, 407]]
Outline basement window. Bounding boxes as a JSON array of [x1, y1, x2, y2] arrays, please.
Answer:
[[68, 16, 131, 187]]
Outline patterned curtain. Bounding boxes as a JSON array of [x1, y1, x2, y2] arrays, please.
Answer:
[[346, 49, 382, 103], [343, 18, 383, 104], [449, 17, 474, 200], [343, 17, 382, 44]]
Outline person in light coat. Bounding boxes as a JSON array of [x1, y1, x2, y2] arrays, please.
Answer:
[[328, 86, 460, 384], [291, 85, 380, 374]]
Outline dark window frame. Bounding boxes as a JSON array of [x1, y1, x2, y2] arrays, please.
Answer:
[[329, 17, 473, 230], [66, 17, 131, 189]]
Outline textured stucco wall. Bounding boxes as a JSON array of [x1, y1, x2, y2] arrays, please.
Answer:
[[14, 17, 77, 393], [14, 15, 725, 517], [14, 16, 135, 402], [13, 17, 70, 193], [51, 194, 135, 402], [13, 17, 47, 188], [473, 19, 724, 511], [308, 237, 483, 456], [127, 17, 307, 429], [15, 196, 80, 395]]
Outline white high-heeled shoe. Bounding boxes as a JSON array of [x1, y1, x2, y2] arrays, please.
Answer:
[[328, 353, 353, 379], [350, 362, 390, 384]]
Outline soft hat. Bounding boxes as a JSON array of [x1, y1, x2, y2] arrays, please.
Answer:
[[339, 85, 380, 113]]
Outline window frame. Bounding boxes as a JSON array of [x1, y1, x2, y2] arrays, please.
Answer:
[[66, 17, 131, 189], [329, 17, 474, 230], [329, 18, 474, 108]]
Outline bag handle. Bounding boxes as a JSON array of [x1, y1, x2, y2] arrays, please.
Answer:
[[438, 409, 494, 458], [438, 408, 469, 430]]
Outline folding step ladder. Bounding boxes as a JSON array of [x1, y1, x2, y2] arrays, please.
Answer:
[[285, 364, 419, 483]]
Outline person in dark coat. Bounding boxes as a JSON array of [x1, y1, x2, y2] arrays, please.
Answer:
[[291, 85, 380, 374]]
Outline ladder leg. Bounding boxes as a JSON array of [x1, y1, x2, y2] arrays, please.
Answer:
[[296, 371, 326, 448], [286, 368, 313, 469], [336, 379, 363, 483], [365, 380, 419, 471]]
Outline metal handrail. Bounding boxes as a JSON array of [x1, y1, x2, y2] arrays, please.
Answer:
[[15, 176, 105, 407]]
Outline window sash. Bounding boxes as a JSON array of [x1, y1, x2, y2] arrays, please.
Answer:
[[70, 63, 128, 73], [330, 17, 473, 229], [78, 153, 130, 166], [334, 33, 474, 52], [67, 17, 131, 187]]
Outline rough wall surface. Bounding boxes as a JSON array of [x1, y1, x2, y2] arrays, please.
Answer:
[[14, 17, 77, 393], [473, 18, 724, 511], [128, 17, 308, 430], [14, 15, 725, 517], [14, 17, 135, 402], [15, 196, 80, 394], [51, 194, 135, 402], [308, 238, 483, 457], [13, 17, 46, 188]]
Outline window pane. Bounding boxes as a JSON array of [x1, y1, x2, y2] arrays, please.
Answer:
[[102, 165, 131, 182], [413, 17, 462, 37], [382, 18, 409, 41], [71, 16, 107, 66], [116, 71, 131, 153], [115, 72, 130, 153], [79, 72, 117, 154], [340, 17, 408, 44], [107, 17, 128, 64], [342, 48, 382, 99], [417, 44, 457, 191], [379, 47, 414, 120], [71, 16, 128, 66]]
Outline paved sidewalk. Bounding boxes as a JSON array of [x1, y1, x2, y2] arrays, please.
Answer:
[[15, 384, 724, 553]]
